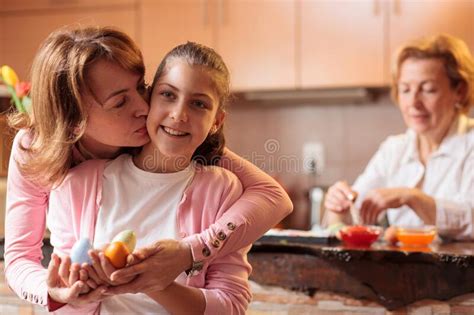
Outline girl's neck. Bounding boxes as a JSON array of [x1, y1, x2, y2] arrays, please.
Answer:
[[133, 144, 191, 173], [77, 138, 120, 160]]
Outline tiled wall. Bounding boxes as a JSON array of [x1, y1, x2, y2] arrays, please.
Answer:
[[224, 94, 406, 228]]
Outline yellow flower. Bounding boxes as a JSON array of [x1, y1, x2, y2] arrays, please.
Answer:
[[1, 65, 19, 86]]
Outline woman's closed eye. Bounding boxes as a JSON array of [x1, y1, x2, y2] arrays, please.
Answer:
[[114, 96, 127, 108]]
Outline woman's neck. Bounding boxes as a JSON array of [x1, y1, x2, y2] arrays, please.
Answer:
[[133, 144, 191, 173], [417, 113, 458, 163], [77, 137, 120, 160]]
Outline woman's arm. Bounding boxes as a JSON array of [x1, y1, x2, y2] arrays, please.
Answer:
[[146, 248, 252, 315], [4, 130, 51, 307], [183, 148, 293, 268]]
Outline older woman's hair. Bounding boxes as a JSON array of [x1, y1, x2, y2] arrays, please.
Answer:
[[392, 34, 474, 113]]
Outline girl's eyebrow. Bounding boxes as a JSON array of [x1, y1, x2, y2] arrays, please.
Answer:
[[156, 83, 178, 90]]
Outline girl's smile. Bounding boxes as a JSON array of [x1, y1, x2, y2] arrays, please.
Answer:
[[136, 59, 225, 172]]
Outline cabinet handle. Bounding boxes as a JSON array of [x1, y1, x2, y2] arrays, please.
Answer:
[[373, 0, 380, 16], [201, 0, 209, 26], [392, 0, 401, 16]]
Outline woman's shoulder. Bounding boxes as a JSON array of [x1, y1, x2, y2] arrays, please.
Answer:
[[193, 164, 242, 190], [377, 130, 414, 154]]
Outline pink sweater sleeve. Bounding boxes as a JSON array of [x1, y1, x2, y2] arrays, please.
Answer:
[[4, 130, 51, 307], [183, 148, 293, 269]]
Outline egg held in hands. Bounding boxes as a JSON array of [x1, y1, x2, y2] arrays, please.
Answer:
[[104, 241, 130, 268], [70, 238, 93, 264], [112, 229, 137, 252]]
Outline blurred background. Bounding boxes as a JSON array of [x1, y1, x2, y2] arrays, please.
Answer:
[[0, 0, 473, 233]]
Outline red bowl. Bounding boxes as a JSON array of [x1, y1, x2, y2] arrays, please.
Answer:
[[339, 225, 382, 247]]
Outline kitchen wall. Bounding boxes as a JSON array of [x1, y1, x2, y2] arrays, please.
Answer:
[[224, 93, 406, 228]]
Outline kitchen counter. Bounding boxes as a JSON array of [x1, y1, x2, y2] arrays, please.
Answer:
[[248, 237, 474, 311]]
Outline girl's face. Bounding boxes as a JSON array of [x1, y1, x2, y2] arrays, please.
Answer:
[[147, 60, 224, 162], [397, 58, 463, 139], [81, 59, 150, 158]]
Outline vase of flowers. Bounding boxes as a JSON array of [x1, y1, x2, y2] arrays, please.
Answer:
[[0, 65, 31, 113]]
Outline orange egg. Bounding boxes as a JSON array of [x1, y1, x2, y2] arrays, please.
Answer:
[[104, 241, 130, 268]]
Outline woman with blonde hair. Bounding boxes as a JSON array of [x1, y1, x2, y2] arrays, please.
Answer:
[[4, 26, 292, 312], [325, 34, 474, 240]]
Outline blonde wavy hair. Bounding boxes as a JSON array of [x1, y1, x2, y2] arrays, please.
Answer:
[[392, 34, 474, 114], [8, 26, 144, 187]]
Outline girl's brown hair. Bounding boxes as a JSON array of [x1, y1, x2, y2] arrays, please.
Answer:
[[9, 26, 145, 187], [151, 42, 231, 165], [392, 34, 474, 113]]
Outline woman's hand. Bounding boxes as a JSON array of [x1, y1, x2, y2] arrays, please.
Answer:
[[104, 239, 192, 295], [324, 181, 357, 213], [47, 253, 107, 306], [359, 188, 411, 224], [87, 249, 136, 287]]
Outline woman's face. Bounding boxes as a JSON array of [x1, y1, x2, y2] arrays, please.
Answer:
[[397, 58, 463, 139], [146, 60, 224, 163], [81, 59, 150, 157]]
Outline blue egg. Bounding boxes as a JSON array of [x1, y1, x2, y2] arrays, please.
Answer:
[[70, 238, 92, 265]]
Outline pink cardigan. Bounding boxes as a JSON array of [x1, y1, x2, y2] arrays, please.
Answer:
[[48, 158, 251, 314], [4, 130, 293, 310]]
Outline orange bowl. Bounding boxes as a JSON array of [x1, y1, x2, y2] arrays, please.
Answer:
[[396, 226, 437, 247], [339, 225, 382, 247]]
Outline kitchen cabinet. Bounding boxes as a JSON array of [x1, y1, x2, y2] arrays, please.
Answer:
[[0, 0, 135, 12], [300, 0, 385, 88], [216, 0, 296, 90], [387, 0, 474, 79], [140, 0, 214, 83], [140, 0, 296, 90], [300, 0, 474, 88], [0, 5, 138, 79]]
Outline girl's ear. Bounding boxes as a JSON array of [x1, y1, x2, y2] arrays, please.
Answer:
[[212, 110, 226, 134]]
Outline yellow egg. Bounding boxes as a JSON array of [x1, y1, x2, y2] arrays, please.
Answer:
[[112, 230, 136, 252]]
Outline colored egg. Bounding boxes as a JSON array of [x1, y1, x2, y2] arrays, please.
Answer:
[[70, 238, 92, 265], [112, 230, 137, 252], [104, 241, 130, 269]]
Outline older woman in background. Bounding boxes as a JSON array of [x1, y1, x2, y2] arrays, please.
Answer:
[[325, 34, 474, 241]]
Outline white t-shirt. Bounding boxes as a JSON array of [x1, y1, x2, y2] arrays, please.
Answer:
[[353, 114, 474, 239], [94, 154, 194, 314]]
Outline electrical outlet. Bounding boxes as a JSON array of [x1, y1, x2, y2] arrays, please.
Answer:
[[302, 142, 325, 175]]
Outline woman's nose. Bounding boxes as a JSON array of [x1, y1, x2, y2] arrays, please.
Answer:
[[134, 94, 149, 117]]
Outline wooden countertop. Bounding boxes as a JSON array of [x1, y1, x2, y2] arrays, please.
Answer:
[[248, 237, 474, 310]]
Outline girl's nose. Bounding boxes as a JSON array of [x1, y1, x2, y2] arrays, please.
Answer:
[[170, 103, 188, 122]]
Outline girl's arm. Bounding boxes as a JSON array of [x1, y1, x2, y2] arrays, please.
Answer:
[[4, 130, 52, 308], [182, 148, 293, 270]]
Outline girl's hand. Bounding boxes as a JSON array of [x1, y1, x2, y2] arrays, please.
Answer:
[[359, 188, 410, 224], [47, 253, 107, 305], [324, 181, 357, 213], [105, 239, 192, 295], [88, 249, 135, 286]]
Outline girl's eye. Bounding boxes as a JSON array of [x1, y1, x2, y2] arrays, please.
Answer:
[[160, 91, 175, 99], [192, 100, 207, 109]]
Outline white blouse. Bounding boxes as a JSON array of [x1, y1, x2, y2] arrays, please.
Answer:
[[353, 114, 474, 240]]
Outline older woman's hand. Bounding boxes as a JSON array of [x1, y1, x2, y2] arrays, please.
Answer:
[[324, 181, 357, 213], [103, 239, 192, 295], [359, 188, 411, 224]]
